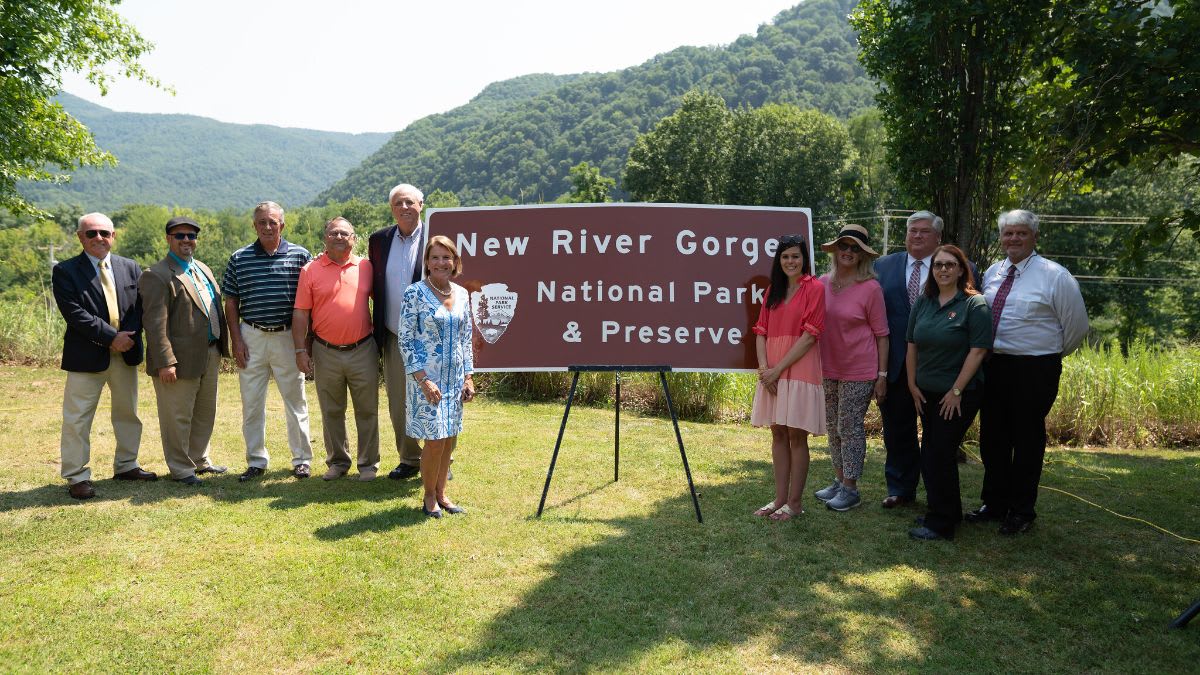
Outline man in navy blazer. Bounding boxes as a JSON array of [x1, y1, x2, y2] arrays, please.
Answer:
[[51, 213, 155, 499], [368, 183, 428, 480], [873, 211, 943, 508]]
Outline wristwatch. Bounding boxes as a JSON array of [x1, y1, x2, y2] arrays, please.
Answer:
[[414, 374, 429, 385], [952, 387, 962, 396], [877, 370, 888, 378]]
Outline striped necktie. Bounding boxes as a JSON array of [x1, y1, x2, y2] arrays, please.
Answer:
[[906, 259, 923, 306], [990, 265, 1018, 339]]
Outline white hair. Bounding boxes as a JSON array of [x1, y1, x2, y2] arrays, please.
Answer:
[[254, 201, 285, 222], [77, 212, 113, 232], [388, 183, 424, 204], [907, 210, 944, 234], [997, 209, 1039, 235]]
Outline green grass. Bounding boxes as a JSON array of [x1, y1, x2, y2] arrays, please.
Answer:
[[1, 366, 1198, 672]]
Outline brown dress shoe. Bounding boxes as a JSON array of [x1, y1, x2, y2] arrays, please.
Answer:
[[68, 480, 96, 500], [113, 468, 158, 481], [882, 495, 914, 509]]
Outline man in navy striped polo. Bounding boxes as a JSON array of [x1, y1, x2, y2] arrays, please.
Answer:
[[222, 201, 315, 481]]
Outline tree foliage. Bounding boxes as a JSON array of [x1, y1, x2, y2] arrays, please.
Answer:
[[850, 0, 1200, 263], [850, 0, 1048, 261], [317, 0, 874, 207], [18, 94, 390, 211], [0, 0, 164, 216], [624, 91, 852, 214], [566, 162, 615, 203]]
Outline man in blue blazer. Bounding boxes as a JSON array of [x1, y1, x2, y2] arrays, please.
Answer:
[[368, 183, 429, 480], [873, 211, 942, 508], [51, 213, 155, 499]]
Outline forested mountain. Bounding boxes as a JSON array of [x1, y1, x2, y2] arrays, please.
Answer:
[[317, 0, 873, 206], [18, 93, 392, 211]]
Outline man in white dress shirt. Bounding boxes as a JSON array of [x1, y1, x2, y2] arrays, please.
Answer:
[[970, 209, 1089, 535]]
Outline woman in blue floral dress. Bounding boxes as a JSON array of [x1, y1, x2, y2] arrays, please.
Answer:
[[399, 235, 475, 518]]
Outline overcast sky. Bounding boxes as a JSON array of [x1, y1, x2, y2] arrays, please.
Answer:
[[61, 0, 803, 134]]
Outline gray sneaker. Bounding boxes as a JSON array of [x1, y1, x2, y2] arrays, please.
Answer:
[[814, 479, 842, 502], [826, 486, 862, 512]]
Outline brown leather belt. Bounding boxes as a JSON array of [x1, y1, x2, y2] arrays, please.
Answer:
[[247, 321, 289, 332], [313, 334, 372, 351]]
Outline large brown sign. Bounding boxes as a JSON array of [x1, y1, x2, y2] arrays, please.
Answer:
[[426, 204, 813, 372]]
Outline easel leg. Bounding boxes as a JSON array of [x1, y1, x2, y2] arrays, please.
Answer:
[[659, 371, 703, 523], [537, 371, 581, 517], [1170, 598, 1200, 629], [614, 372, 620, 482]]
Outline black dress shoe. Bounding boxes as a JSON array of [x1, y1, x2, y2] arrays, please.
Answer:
[[422, 505, 443, 519], [882, 495, 914, 509], [389, 463, 420, 480], [965, 504, 1005, 523], [195, 464, 227, 475], [173, 475, 203, 486], [113, 468, 157, 481], [293, 464, 311, 479], [999, 515, 1035, 535], [438, 501, 466, 515], [68, 480, 96, 499], [909, 526, 951, 541], [238, 466, 265, 482]]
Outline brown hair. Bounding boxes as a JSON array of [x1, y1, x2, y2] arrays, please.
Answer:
[[923, 244, 979, 298]]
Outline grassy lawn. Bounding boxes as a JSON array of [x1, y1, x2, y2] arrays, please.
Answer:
[[1, 365, 1197, 673]]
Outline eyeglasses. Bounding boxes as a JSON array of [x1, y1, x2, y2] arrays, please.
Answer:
[[171, 232, 199, 241], [836, 241, 863, 254], [931, 260, 959, 270], [326, 231, 355, 239], [778, 234, 805, 246], [84, 230, 114, 239]]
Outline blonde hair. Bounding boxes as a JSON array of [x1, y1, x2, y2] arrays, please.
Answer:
[[424, 234, 462, 277]]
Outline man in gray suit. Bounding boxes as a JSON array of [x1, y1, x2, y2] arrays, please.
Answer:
[[139, 216, 230, 485], [52, 212, 155, 499]]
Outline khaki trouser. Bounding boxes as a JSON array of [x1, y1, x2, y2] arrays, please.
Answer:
[[313, 339, 380, 470], [382, 334, 423, 466], [60, 361, 143, 483], [153, 345, 220, 479], [239, 324, 313, 469]]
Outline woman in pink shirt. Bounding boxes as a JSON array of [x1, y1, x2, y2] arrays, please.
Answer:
[[750, 235, 826, 521], [814, 224, 889, 512]]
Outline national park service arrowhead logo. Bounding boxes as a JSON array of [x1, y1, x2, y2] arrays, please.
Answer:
[[471, 283, 518, 344]]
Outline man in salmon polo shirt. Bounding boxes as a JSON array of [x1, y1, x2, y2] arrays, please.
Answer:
[[292, 217, 379, 481]]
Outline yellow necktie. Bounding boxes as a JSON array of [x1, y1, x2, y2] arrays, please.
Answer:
[[99, 259, 120, 328]]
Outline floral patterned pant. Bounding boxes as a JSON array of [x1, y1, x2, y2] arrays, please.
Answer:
[[822, 379, 875, 481]]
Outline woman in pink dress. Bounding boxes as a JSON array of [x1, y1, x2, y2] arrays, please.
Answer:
[[750, 234, 826, 521]]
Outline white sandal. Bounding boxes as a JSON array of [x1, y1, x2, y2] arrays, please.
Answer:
[[769, 504, 804, 521], [752, 501, 778, 517]]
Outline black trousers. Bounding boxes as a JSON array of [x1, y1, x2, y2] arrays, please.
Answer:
[[919, 387, 982, 538], [979, 353, 1062, 520], [881, 365, 921, 499]]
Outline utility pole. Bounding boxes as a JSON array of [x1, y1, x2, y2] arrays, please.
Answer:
[[38, 244, 60, 267]]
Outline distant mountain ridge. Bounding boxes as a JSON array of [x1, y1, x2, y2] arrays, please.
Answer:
[[19, 93, 392, 211], [317, 0, 873, 206]]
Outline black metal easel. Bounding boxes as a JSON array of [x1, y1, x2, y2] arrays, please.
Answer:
[[536, 365, 703, 523], [1169, 598, 1200, 629]]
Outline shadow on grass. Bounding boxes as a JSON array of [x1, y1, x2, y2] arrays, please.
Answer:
[[0, 468, 425, 535], [436, 456, 1200, 672]]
